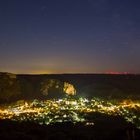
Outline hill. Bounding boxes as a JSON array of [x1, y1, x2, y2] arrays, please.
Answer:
[[0, 72, 140, 103]]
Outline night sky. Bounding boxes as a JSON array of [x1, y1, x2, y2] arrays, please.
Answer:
[[0, 0, 140, 74]]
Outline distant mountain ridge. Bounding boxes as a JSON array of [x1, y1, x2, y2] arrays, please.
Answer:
[[0, 72, 140, 103]]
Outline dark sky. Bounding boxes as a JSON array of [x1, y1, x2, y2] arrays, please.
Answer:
[[0, 0, 140, 74]]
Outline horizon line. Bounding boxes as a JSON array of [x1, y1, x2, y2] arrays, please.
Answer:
[[0, 71, 140, 75]]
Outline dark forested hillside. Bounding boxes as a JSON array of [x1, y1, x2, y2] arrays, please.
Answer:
[[0, 73, 140, 103]]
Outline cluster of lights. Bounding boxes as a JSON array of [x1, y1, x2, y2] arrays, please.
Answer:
[[0, 98, 140, 128]]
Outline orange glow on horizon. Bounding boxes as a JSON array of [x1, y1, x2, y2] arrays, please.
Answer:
[[105, 71, 130, 75]]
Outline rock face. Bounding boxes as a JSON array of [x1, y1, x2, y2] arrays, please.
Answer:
[[0, 73, 21, 103], [40, 79, 76, 98], [63, 82, 76, 96], [40, 79, 63, 96]]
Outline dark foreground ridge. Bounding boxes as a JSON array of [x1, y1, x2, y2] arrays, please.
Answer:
[[0, 113, 140, 140]]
